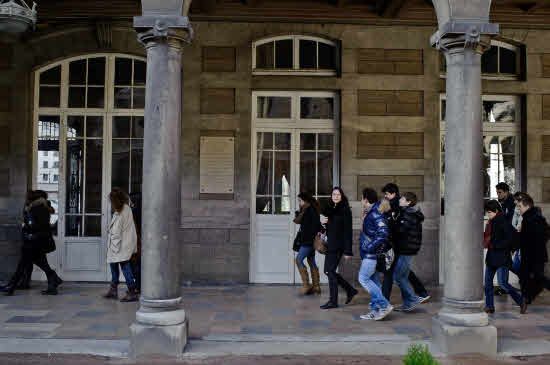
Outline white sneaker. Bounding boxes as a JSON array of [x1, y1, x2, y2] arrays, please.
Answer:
[[419, 295, 431, 304], [402, 299, 422, 312], [360, 311, 378, 320], [375, 305, 394, 321]]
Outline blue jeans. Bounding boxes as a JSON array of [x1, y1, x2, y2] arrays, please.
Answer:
[[110, 261, 136, 290], [485, 265, 522, 309], [393, 255, 420, 307], [511, 252, 521, 275], [358, 258, 390, 312], [296, 245, 316, 269]]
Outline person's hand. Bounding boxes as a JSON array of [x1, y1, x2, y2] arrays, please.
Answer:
[[320, 216, 328, 225]]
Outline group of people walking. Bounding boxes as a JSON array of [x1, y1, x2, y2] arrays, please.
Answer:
[[293, 183, 430, 321], [483, 182, 550, 314], [0, 187, 141, 303]]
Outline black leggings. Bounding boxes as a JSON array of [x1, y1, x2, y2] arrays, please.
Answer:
[[324, 251, 355, 304], [10, 248, 54, 285]]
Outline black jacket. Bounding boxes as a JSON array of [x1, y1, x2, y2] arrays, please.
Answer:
[[499, 195, 515, 224], [485, 213, 515, 268], [520, 207, 549, 272], [294, 205, 321, 247], [22, 198, 53, 252], [323, 202, 353, 256], [387, 195, 400, 245], [394, 205, 424, 256]]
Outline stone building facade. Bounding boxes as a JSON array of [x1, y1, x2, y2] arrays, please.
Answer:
[[0, 1, 550, 289]]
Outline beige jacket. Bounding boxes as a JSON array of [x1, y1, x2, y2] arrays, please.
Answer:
[[107, 204, 137, 264]]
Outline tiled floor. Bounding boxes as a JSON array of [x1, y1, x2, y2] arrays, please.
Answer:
[[0, 283, 549, 342]]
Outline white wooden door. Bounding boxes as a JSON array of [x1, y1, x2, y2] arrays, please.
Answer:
[[250, 91, 339, 284]]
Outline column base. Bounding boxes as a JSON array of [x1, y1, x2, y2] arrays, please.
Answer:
[[432, 316, 497, 356], [130, 309, 189, 358]]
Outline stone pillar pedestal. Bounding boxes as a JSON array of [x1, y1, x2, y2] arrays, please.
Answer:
[[130, 15, 193, 358], [431, 23, 499, 356]]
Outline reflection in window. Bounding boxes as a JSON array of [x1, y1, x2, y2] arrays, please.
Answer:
[[483, 136, 516, 198], [112, 116, 144, 195], [114, 58, 146, 109], [299, 133, 334, 204], [37, 116, 60, 232], [300, 97, 334, 119], [257, 97, 291, 119]]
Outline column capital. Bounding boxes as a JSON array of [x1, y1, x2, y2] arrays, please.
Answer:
[[134, 15, 193, 46], [430, 21, 499, 53]]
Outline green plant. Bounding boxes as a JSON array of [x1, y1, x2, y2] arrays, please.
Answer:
[[402, 344, 440, 365]]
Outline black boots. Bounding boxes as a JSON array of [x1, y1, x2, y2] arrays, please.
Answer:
[[41, 271, 62, 295], [320, 301, 338, 310]]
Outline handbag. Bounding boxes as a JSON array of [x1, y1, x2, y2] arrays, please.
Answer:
[[314, 231, 328, 255], [42, 235, 56, 254], [293, 230, 301, 252]]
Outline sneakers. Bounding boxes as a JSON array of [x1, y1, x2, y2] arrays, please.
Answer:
[[374, 305, 394, 321], [360, 310, 378, 320], [394, 299, 421, 312], [419, 295, 431, 304]]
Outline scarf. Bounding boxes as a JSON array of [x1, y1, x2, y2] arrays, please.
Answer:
[[483, 213, 502, 249]]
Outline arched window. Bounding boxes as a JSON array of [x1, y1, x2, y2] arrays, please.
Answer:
[[252, 35, 339, 76]]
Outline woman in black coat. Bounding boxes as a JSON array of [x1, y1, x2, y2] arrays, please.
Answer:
[[0, 190, 62, 296], [319, 187, 357, 309], [483, 200, 525, 314]]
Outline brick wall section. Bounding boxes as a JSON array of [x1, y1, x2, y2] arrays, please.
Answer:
[[200, 88, 236, 114], [357, 175, 424, 201], [543, 54, 550, 77], [543, 95, 550, 120], [542, 135, 550, 161], [357, 132, 424, 159], [357, 49, 423, 75], [357, 90, 423, 116], [202, 47, 236, 72]]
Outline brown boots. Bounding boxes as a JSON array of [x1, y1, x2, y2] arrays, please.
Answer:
[[310, 267, 321, 295], [103, 283, 118, 299], [298, 267, 313, 295]]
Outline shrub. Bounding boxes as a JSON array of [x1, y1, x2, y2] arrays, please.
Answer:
[[402, 344, 439, 365]]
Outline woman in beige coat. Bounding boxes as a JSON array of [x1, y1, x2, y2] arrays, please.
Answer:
[[103, 188, 138, 302]]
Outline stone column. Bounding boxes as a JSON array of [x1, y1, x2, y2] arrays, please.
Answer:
[[431, 24, 498, 356], [130, 15, 193, 358]]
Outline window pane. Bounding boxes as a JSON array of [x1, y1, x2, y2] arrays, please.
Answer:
[[66, 139, 84, 214], [84, 216, 102, 237], [257, 132, 273, 150], [483, 100, 516, 123], [317, 152, 333, 195], [440, 99, 446, 121], [132, 116, 145, 138], [275, 39, 293, 69], [318, 134, 333, 151], [134, 60, 147, 86], [37, 115, 60, 235], [115, 58, 132, 85], [68, 86, 86, 108], [40, 66, 61, 85], [274, 151, 290, 195], [86, 116, 103, 138], [256, 42, 274, 69], [257, 97, 291, 118], [85, 140, 103, 213], [299, 40, 317, 69], [275, 133, 291, 150], [87, 87, 104, 108], [113, 116, 131, 138], [500, 47, 517, 74], [318, 42, 336, 69], [112, 139, 130, 192], [300, 133, 316, 150], [87, 57, 106, 85], [131, 139, 144, 194], [300, 97, 334, 119], [500, 136, 515, 154], [503, 155, 516, 192], [481, 46, 498, 74], [275, 197, 291, 214], [114, 87, 131, 108], [39, 86, 60, 107], [67, 116, 84, 138], [256, 197, 272, 214], [256, 151, 273, 195], [300, 152, 316, 194], [65, 215, 83, 237], [133, 87, 145, 109], [69, 59, 86, 85]]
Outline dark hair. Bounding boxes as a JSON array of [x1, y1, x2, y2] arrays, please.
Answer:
[[495, 182, 510, 192], [362, 187, 378, 204], [330, 187, 349, 208], [518, 195, 534, 208], [298, 191, 320, 213], [402, 192, 418, 207], [382, 183, 399, 195], [513, 191, 528, 201], [485, 200, 502, 213], [109, 187, 130, 212], [26, 190, 47, 204]]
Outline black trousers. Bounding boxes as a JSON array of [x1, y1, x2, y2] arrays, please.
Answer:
[[382, 255, 428, 300], [324, 251, 355, 304], [10, 248, 54, 286]]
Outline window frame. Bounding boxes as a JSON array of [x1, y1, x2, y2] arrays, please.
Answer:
[[252, 35, 338, 76]]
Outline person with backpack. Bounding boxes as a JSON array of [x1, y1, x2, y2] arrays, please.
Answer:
[[517, 195, 550, 308], [357, 188, 393, 321], [483, 200, 526, 314], [293, 192, 322, 295]]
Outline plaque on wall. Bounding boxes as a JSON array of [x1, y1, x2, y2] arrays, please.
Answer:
[[199, 136, 235, 195]]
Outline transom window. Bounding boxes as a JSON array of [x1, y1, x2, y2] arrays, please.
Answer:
[[253, 35, 338, 76]]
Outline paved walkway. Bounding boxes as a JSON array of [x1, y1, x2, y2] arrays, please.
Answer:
[[0, 283, 549, 357]]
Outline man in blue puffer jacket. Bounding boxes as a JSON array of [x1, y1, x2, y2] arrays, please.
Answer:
[[358, 188, 393, 321]]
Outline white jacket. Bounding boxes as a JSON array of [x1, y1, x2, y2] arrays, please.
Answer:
[[107, 204, 137, 264]]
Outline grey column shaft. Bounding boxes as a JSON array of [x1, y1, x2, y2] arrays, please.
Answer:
[[443, 47, 484, 303], [141, 38, 183, 301]]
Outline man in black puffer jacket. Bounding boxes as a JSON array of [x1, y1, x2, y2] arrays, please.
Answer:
[[392, 192, 424, 312]]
